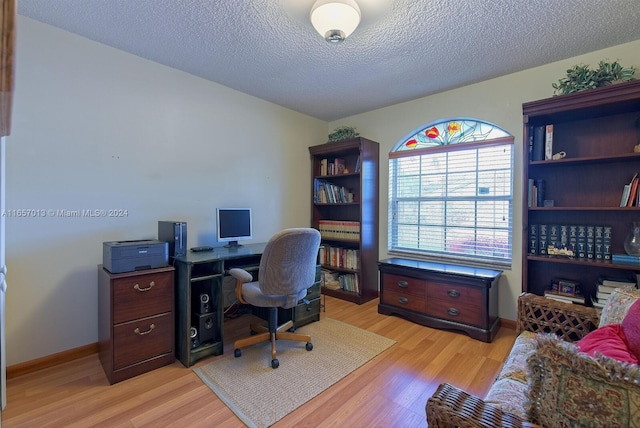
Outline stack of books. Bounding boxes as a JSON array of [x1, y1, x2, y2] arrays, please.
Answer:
[[543, 289, 586, 305], [593, 276, 637, 309]]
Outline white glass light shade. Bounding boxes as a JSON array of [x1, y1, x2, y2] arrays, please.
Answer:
[[310, 0, 361, 43]]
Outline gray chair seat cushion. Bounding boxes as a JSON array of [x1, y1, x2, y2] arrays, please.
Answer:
[[241, 281, 307, 309]]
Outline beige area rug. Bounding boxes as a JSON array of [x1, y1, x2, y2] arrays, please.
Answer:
[[194, 317, 396, 428]]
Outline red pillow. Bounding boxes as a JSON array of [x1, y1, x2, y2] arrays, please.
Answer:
[[576, 324, 638, 364], [621, 298, 640, 361]]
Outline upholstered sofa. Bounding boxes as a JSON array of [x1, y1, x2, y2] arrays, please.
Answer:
[[426, 289, 640, 427]]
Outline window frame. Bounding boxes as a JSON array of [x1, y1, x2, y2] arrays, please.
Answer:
[[388, 120, 514, 270]]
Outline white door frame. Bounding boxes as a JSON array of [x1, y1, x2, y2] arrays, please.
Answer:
[[0, 135, 7, 410]]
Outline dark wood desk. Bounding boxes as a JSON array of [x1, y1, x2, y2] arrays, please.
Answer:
[[173, 243, 321, 367]]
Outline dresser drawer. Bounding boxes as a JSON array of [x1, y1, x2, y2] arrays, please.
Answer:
[[382, 273, 426, 297], [382, 289, 426, 313], [113, 270, 174, 324], [113, 312, 173, 370], [427, 298, 482, 326], [426, 281, 482, 307]]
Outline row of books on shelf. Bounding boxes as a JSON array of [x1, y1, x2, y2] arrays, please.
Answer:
[[313, 179, 354, 204], [527, 124, 554, 162], [321, 269, 360, 293], [543, 276, 638, 307], [318, 245, 359, 270], [528, 223, 611, 260], [319, 156, 360, 176], [318, 220, 360, 241], [620, 172, 640, 207]]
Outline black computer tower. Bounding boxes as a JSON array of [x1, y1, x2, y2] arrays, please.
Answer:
[[158, 221, 187, 258]]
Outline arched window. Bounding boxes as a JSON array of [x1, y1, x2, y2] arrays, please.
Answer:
[[388, 118, 514, 268]]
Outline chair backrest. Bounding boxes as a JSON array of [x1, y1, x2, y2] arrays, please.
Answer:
[[258, 228, 321, 301]]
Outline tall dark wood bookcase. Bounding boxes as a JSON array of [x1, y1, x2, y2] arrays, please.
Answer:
[[522, 80, 640, 302], [309, 137, 379, 304]]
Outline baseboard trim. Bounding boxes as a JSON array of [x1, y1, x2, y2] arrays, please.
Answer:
[[6, 318, 516, 379], [500, 317, 517, 331], [7, 343, 98, 379]]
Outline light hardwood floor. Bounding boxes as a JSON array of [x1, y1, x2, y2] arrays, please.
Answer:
[[2, 296, 517, 427]]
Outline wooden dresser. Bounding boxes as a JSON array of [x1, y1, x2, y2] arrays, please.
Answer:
[[378, 258, 501, 342], [98, 265, 175, 384]]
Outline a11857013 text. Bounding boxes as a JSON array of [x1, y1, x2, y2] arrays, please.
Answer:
[[1, 209, 129, 218]]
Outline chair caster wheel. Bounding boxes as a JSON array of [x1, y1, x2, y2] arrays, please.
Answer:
[[271, 359, 279, 369], [234, 349, 241, 358], [306, 342, 313, 351]]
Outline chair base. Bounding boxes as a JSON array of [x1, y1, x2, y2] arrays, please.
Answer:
[[233, 318, 312, 368]]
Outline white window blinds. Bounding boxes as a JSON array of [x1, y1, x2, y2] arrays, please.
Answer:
[[389, 137, 513, 268]]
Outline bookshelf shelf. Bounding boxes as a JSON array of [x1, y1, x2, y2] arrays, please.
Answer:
[[527, 255, 640, 270], [529, 206, 640, 211], [314, 202, 360, 206], [523, 80, 640, 302], [309, 137, 379, 304], [319, 264, 359, 274], [529, 152, 640, 166]]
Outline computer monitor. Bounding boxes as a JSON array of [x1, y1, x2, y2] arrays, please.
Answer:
[[216, 208, 253, 248]]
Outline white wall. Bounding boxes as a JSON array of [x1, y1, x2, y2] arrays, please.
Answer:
[[4, 17, 327, 365], [7, 16, 640, 366], [330, 39, 640, 321]]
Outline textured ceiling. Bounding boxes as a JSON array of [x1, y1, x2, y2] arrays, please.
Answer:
[[17, 0, 640, 121]]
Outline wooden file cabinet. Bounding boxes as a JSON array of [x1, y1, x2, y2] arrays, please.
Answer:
[[98, 265, 175, 384], [378, 258, 501, 343]]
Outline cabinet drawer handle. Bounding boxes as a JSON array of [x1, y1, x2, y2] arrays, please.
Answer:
[[398, 297, 409, 305], [397, 280, 409, 288], [134, 323, 155, 336], [447, 289, 460, 298], [447, 308, 460, 317], [134, 281, 155, 292]]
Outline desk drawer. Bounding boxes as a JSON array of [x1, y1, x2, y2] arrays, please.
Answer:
[[113, 312, 173, 369], [306, 282, 321, 300], [113, 270, 174, 324], [293, 298, 321, 327], [382, 273, 426, 297]]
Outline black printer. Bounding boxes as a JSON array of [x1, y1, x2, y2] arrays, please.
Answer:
[[102, 239, 169, 273]]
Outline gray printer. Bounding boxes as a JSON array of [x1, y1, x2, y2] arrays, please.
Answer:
[[103, 239, 169, 273]]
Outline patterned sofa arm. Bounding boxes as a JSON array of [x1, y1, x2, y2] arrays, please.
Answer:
[[426, 294, 601, 427], [517, 292, 600, 341], [426, 383, 541, 428]]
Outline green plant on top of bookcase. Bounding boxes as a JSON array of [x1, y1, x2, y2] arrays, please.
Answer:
[[552, 60, 636, 96], [327, 126, 359, 143]]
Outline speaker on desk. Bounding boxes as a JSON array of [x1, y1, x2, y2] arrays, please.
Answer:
[[190, 326, 199, 349], [158, 221, 187, 258], [192, 292, 212, 314], [192, 312, 217, 343]]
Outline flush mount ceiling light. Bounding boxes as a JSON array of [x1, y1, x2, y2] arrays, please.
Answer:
[[310, 0, 361, 43]]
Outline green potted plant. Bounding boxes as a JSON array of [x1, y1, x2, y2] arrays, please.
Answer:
[[552, 60, 636, 95], [327, 126, 359, 142]]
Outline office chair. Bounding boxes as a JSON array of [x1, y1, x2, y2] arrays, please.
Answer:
[[229, 227, 321, 369]]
